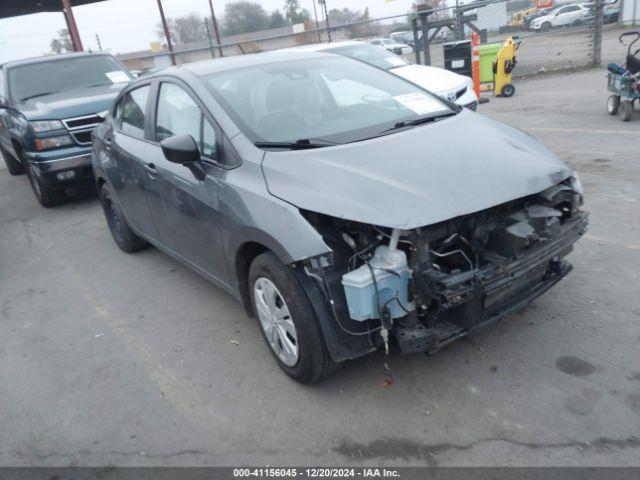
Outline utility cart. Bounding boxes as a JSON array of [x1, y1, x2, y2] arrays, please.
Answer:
[[607, 31, 640, 122]]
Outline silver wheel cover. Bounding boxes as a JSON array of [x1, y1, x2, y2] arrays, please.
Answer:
[[253, 277, 299, 367]]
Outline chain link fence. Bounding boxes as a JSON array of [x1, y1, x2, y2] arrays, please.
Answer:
[[118, 0, 626, 79]]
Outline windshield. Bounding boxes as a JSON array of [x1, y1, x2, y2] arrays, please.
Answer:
[[8, 55, 132, 103], [202, 57, 452, 145], [328, 43, 409, 70]]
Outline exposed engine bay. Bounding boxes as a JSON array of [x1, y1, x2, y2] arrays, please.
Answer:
[[300, 179, 588, 359]]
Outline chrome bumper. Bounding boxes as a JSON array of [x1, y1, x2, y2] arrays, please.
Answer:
[[30, 153, 92, 173]]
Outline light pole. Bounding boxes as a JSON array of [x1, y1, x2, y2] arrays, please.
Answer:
[[206, 0, 224, 57], [318, 0, 331, 42], [311, 0, 322, 42]]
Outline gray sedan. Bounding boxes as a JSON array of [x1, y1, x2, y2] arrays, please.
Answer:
[[92, 51, 587, 383]]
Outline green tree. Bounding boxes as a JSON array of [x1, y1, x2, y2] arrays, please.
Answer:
[[223, 1, 270, 35], [50, 29, 73, 54], [269, 10, 288, 29], [155, 13, 207, 45], [284, 0, 310, 23]]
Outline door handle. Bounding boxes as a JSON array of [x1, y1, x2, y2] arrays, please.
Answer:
[[143, 162, 159, 176]]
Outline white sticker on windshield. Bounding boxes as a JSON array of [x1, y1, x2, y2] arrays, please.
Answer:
[[393, 92, 444, 115], [105, 71, 130, 83], [386, 56, 406, 67]]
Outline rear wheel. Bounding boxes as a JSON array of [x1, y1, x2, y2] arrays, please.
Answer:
[[99, 183, 148, 252], [25, 162, 65, 208], [607, 95, 620, 115], [619, 100, 633, 122], [249, 252, 337, 383], [1, 145, 25, 176]]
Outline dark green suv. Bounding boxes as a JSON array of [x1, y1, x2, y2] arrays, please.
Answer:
[[0, 53, 133, 207]]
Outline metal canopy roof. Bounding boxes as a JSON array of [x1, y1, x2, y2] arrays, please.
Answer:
[[0, 0, 107, 19]]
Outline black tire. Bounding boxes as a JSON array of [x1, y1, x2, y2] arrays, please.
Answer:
[[99, 183, 148, 252], [501, 83, 516, 97], [619, 100, 633, 122], [1, 144, 25, 176], [25, 162, 65, 208], [607, 95, 620, 115], [249, 252, 337, 383]]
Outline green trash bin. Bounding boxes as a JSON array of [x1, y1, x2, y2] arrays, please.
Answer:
[[478, 43, 502, 83]]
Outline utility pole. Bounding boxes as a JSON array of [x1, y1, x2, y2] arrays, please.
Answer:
[[204, 19, 215, 58], [319, 0, 332, 43], [311, 0, 322, 42], [156, 0, 176, 66], [95, 34, 102, 51], [60, 0, 83, 52], [207, 0, 224, 57]]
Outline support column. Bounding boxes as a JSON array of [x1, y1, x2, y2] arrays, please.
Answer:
[[156, 0, 176, 66], [61, 0, 83, 52], [207, 0, 224, 57]]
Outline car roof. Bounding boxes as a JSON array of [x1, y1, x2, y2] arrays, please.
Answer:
[[1, 52, 113, 70], [146, 50, 341, 78], [281, 40, 372, 52]]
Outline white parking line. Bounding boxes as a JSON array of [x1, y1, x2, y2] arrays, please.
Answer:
[[526, 127, 638, 135]]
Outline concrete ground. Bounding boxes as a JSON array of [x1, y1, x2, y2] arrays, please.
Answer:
[[1, 68, 639, 467]]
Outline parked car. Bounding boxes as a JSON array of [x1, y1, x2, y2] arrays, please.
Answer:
[[369, 38, 414, 55], [522, 7, 553, 29], [284, 41, 478, 110], [530, 4, 592, 31], [0, 52, 133, 207], [92, 51, 587, 383], [603, 1, 620, 23], [389, 31, 415, 46]]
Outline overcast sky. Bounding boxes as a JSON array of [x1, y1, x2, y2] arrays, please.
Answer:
[[0, 0, 418, 63]]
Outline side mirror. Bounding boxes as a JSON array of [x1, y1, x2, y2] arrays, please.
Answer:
[[160, 134, 201, 164]]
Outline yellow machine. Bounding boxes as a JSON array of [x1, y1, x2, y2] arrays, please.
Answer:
[[492, 37, 520, 97]]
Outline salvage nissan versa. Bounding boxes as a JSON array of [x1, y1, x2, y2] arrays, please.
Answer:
[[92, 51, 588, 383]]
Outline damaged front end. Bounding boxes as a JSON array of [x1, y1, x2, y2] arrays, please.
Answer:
[[298, 178, 588, 361]]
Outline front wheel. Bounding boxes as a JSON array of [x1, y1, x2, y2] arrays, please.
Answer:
[[619, 100, 633, 122], [25, 163, 65, 208], [607, 95, 620, 115], [541, 22, 551, 32], [249, 252, 337, 383]]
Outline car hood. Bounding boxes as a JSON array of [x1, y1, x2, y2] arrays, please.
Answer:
[[391, 64, 469, 94], [16, 83, 126, 121], [261, 110, 573, 230]]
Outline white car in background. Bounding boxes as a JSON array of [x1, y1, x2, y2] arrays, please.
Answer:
[[284, 41, 478, 110], [369, 38, 414, 55], [530, 4, 593, 31]]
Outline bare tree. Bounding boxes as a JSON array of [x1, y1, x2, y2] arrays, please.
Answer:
[[50, 29, 73, 54], [156, 13, 207, 45]]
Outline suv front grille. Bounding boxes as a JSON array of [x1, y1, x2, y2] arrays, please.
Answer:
[[63, 114, 104, 146]]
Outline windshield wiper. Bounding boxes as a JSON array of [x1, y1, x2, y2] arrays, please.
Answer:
[[254, 138, 341, 150], [19, 91, 60, 102], [381, 112, 457, 134]]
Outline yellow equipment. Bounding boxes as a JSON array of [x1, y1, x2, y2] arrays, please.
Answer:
[[492, 36, 520, 97]]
